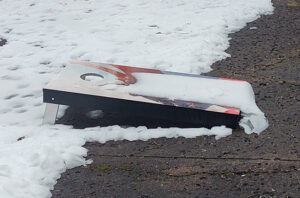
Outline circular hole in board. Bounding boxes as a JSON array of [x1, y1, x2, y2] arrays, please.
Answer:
[[80, 73, 104, 83]]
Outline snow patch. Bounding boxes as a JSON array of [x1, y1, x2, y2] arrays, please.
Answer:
[[86, 110, 104, 119], [118, 73, 268, 133]]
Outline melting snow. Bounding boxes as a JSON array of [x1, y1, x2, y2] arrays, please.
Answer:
[[0, 0, 273, 197]]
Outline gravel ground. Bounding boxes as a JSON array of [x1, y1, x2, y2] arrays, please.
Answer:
[[52, 0, 300, 197], [0, 38, 6, 47]]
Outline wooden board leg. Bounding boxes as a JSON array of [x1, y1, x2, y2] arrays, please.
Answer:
[[43, 103, 59, 125]]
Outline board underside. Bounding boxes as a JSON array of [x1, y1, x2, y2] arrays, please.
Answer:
[[43, 61, 241, 128]]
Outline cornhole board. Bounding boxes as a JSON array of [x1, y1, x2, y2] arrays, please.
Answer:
[[43, 61, 241, 128]]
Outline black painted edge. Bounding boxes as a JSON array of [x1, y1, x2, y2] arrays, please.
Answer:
[[43, 88, 241, 128]]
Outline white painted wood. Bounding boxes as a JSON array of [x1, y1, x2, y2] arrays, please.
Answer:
[[43, 103, 59, 125]]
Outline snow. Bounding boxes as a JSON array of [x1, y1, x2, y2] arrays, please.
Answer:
[[120, 73, 268, 133], [86, 110, 104, 119], [0, 0, 273, 198]]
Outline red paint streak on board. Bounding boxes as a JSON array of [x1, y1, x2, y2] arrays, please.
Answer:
[[224, 110, 240, 115], [219, 78, 246, 82], [112, 64, 162, 75], [71, 61, 162, 85]]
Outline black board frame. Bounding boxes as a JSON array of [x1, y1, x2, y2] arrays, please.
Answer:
[[43, 88, 241, 128]]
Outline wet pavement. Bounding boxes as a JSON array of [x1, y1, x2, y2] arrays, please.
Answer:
[[52, 0, 300, 197]]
